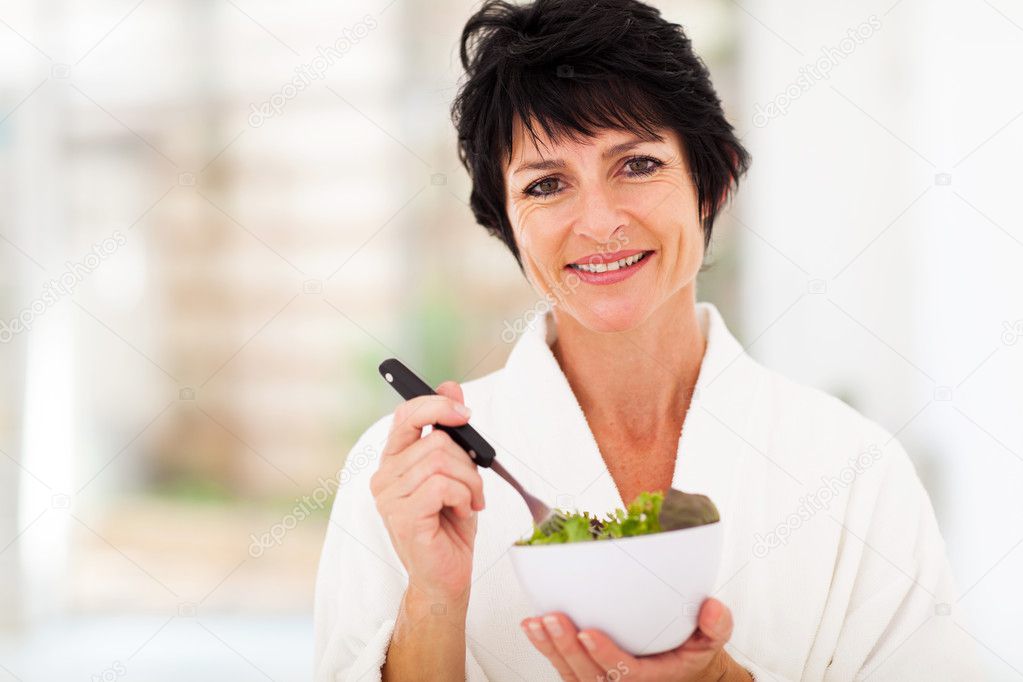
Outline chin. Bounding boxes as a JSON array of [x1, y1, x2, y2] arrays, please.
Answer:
[[572, 298, 651, 333]]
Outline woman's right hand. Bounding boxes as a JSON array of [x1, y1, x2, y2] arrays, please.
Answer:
[[370, 381, 486, 604]]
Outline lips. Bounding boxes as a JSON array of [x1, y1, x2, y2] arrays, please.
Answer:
[[568, 249, 647, 265], [567, 250, 652, 273], [564, 250, 655, 285]]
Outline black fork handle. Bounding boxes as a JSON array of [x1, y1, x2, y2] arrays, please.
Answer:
[[378, 357, 496, 467]]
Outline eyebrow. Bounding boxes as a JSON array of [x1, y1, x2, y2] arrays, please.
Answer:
[[511, 136, 661, 176]]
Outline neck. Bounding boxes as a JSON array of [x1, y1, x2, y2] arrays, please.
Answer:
[[550, 287, 706, 438]]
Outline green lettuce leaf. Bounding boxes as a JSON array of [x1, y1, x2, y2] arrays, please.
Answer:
[[515, 489, 716, 546]]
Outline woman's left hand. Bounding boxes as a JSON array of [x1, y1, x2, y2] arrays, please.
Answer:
[[520, 597, 750, 682]]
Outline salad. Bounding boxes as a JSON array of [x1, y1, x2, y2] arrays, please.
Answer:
[[516, 489, 719, 546]]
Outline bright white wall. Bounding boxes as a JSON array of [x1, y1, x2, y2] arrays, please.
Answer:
[[736, 1, 1023, 677]]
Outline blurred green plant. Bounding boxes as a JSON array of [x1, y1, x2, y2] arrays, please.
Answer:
[[152, 475, 236, 505]]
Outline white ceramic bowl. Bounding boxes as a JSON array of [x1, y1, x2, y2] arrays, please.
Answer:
[[509, 521, 723, 655]]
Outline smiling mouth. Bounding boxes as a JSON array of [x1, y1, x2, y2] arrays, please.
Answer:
[[567, 250, 652, 273]]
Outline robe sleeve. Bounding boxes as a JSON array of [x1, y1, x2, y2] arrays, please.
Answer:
[[813, 421, 984, 681], [313, 416, 490, 681]]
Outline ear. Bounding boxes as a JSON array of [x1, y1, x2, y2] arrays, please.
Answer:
[[705, 147, 742, 221], [719, 146, 742, 207], [701, 186, 731, 223], [716, 184, 732, 213]]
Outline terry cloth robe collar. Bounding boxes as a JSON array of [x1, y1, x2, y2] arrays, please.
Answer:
[[488, 301, 762, 533]]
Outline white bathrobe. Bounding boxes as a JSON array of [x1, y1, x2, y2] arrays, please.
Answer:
[[313, 301, 982, 681]]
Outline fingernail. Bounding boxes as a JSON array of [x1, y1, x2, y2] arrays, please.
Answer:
[[453, 403, 471, 417], [542, 615, 563, 637], [577, 632, 596, 652], [527, 620, 547, 641]]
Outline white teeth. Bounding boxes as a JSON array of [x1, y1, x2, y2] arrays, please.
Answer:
[[571, 251, 647, 273]]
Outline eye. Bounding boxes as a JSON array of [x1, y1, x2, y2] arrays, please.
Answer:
[[523, 176, 563, 199], [624, 156, 663, 176]]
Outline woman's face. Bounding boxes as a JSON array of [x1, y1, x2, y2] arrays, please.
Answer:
[[504, 117, 705, 333]]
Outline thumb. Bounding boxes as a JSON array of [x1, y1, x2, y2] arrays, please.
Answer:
[[435, 380, 465, 406], [697, 598, 733, 644]]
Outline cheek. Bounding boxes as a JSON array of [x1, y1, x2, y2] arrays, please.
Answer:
[[506, 203, 565, 296], [510, 202, 561, 262], [634, 181, 703, 272]]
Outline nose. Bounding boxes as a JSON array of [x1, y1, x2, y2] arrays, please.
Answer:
[[572, 179, 628, 244]]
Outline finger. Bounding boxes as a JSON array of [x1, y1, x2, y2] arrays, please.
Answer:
[[538, 613, 605, 681], [519, 617, 577, 680], [383, 394, 471, 457], [385, 475, 474, 547], [682, 598, 733, 651], [385, 481, 477, 556], [435, 380, 464, 405], [380, 430, 484, 510], [389, 427, 473, 476], [396, 474, 475, 529], [376, 428, 455, 492], [391, 432, 486, 511], [573, 629, 637, 677]]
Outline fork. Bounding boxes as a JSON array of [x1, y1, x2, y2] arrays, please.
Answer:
[[378, 358, 566, 534]]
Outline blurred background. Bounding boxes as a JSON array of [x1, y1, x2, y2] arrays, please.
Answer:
[[1, 0, 1021, 679]]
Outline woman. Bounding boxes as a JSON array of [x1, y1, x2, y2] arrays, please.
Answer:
[[314, 1, 981, 680]]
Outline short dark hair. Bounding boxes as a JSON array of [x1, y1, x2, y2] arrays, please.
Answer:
[[450, 0, 751, 271]]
